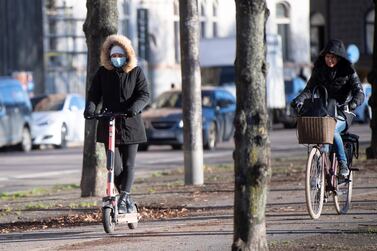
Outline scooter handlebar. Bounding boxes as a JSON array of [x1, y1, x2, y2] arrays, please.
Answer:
[[86, 112, 133, 120], [86, 111, 141, 120]]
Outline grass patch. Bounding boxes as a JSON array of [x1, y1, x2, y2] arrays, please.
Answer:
[[0, 207, 21, 217], [166, 180, 184, 189], [367, 227, 377, 234], [0, 188, 49, 200], [0, 184, 80, 201], [25, 202, 51, 210], [148, 188, 157, 193], [52, 184, 80, 191], [68, 202, 98, 209], [151, 171, 171, 177]]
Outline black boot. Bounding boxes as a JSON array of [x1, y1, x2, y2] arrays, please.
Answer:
[[118, 192, 128, 214], [126, 195, 136, 213]]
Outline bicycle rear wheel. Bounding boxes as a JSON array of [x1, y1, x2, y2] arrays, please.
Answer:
[[334, 167, 353, 214], [305, 147, 325, 219]]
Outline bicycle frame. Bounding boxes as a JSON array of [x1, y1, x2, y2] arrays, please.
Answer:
[[319, 147, 337, 193]]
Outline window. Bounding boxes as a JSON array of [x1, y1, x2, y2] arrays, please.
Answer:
[[366, 9, 375, 55], [69, 96, 85, 110], [122, 0, 131, 36], [310, 13, 325, 61], [200, 3, 206, 38], [173, 0, 180, 63], [276, 2, 290, 61], [212, 0, 218, 38]]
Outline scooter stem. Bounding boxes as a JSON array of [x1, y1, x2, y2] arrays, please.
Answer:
[[106, 118, 116, 197]]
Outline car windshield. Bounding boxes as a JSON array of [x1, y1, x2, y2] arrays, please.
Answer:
[[152, 91, 213, 109], [32, 94, 66, 112]]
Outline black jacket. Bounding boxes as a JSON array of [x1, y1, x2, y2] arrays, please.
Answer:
[[294, 39, 365, 127], [86, 35, 150, 145]]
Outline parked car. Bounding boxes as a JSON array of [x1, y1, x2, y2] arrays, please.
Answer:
[[31, 93, 85, 149], [354, 83, 372, 124], [0, 77, 33, 151], [140, 87, 236, 151]]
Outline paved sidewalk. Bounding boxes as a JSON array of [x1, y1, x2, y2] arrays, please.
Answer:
[[1, 149, 377, 250]]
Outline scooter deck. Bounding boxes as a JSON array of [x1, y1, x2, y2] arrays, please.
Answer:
[[117, 212, 141, 224]]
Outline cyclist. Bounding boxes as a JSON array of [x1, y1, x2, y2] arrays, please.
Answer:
[[84, 34, 150, 214], [291, 39, 364, 178]]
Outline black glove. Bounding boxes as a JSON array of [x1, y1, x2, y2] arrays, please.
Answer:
[[84, 102, 96, 119], [290, 100, 303, 112], [349, 101, 357, 111], [125, 110, 138, 117]]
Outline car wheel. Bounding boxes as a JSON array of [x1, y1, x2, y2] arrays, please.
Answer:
[[204, 122, 217, 150], [19, 127, 32, 152], [138, 144, 149, 151], [171, 144, 182, 150], [32, 145, 40, 150], [54, 124, 68, 149]]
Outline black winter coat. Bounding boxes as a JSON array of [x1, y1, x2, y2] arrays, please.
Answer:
[[88, 66, 150, 145], [294, 39, 365, 128]]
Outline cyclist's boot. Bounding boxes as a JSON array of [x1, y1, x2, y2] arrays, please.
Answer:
[[118, 191, 128, 214], [339, 161, 349, 178], [126, 195, 136, 213]]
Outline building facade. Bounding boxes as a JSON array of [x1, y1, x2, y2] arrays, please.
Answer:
[[310, 0, 374, 81], [0, 0, 44, 94], [39, 0, 311, 98], [1, 0, 373, 97]]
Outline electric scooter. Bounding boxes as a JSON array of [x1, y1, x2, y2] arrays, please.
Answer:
[[92, 111, 140, 234]]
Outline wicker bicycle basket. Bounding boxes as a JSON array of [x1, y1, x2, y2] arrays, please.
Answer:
[[296, 116, 337, 144]]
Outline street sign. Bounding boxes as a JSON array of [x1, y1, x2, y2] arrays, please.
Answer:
[[347, 44, 360, 64]]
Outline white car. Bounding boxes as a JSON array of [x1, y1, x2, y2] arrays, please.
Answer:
[[31, 93, 85, 149]]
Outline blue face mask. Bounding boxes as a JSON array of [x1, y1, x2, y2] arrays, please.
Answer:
[[111, 57, 126, 68]]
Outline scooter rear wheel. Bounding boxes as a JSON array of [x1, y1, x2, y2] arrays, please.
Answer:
[[128, 204, 139, 229], [103, 207, 115, 233]]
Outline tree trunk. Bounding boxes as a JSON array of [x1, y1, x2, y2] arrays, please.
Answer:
[[179, 0, 204, 185], [81, 0, 118, 197], [232, 1, 271, 250], [366, 0, 377, 159]]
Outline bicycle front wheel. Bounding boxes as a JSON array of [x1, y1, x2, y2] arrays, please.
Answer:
[[305, 147, 325, 219], [334, 168, 353, 214]]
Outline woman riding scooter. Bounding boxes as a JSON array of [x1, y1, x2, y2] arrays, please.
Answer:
[[84, 34, 150, 214]]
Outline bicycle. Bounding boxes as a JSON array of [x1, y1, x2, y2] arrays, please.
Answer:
[[90, 111, 140, 233], [304, 131, 359, 219]]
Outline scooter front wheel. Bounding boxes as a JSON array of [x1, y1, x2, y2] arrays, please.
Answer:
[[128, 204, 139, 229], [103, 207, 115, 233]]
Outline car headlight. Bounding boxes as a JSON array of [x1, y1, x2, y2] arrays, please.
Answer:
[[178, 120, 184, 128]]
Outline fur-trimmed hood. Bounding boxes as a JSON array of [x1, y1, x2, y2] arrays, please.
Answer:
[[100, 34, 137, 73]]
